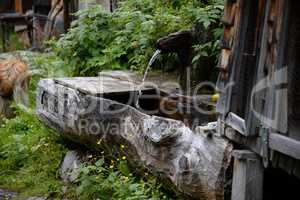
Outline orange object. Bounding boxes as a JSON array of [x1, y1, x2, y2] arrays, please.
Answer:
[[15, 0, 23, 13], [0, 59, 29, 98]]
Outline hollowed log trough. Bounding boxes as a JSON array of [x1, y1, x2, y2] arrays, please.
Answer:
[[36, 74, 233, 200]]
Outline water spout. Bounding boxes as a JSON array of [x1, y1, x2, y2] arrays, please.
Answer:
[[135, 49, 161, 109], [142, 49, 161, 82]]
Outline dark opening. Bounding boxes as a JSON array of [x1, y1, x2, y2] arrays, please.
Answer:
[[102, 89, 215, 128], [264, 167, 300, 200], [102, 88, 161, 115], [286, 0, 300, 141]]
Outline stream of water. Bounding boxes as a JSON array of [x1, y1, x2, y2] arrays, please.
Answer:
[[142, 49, 161, 83], [135, 49, 161, 108]]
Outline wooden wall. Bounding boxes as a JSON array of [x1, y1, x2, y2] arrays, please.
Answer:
[[217, 0, 300, 179]]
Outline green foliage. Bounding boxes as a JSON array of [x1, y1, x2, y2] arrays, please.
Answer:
[[0, 106, 67, 198], [75, 158, 174, 200], [0, 32, 27, 51], [55, 0, 224, 76], [0, 52, 69, 198], [192, 1, 224, 64]]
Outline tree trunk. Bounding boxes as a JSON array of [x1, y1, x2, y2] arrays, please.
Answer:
[[44, 0, 64, 39], [36, 76, 233, 200]]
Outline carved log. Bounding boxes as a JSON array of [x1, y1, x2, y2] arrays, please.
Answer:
[[36, 77, 233, 200]]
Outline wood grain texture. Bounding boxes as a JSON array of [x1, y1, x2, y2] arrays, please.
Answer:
[[225, 112, 246, 136], [231, 150, 264, 200], [36, 78, 233, 200], [269, 133, 300, 160]]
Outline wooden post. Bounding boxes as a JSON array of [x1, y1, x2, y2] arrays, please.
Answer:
[[15, 0, 23, 13], [63, 0, 71, 32], [231, 150, 264, 200]]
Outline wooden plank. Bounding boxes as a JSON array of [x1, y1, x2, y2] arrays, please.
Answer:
[[269, 133, 300, 160], [225, 128, 300, 178], [226, 112, 247, 135], [225, 127, 262, 155], [54, 77, 152, 96], [54, 71, 182, 97], [231, 150, 264, 200], [245, 0, 271, 139]]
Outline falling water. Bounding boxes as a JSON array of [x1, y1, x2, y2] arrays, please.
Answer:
[[135, 49, 161, 108], [142, 49, 162, 82]]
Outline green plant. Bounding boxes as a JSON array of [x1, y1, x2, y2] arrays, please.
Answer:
[[191, 1, 224, 64], [55, 0, 224, 76], [0, 106, 67, 198], [75, 157, 182, 200], [0, 52, 69, 198]]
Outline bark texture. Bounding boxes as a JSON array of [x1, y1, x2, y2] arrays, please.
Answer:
[[36, 78, 232, 200]]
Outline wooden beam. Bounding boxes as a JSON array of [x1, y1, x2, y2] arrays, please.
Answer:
[[269, 133, 300, 160], [224, 127, 262, 155], [226, 112, 247, 135], [231, 150, 264, 200]]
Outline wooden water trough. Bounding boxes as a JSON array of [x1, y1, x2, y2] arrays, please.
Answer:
[[36, 71, 232, 200]]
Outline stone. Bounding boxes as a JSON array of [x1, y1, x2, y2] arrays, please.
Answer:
[[26, 197, 47, 200], [0, 189, 18, 200], [60, 150, 83, 183], [195, 121, 218, 138]]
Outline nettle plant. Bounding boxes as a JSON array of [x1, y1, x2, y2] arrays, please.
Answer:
[[55, 0, 224, 76], [192, 2, 224, 64]]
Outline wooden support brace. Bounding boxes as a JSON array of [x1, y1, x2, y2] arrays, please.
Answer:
[[231, 150, 264, 200]]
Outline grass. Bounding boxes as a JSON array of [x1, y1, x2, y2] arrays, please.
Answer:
[[0, 107, 67, 198]]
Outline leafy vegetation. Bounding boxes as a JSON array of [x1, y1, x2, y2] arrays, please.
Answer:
[[55, 0, 224, 76], [0, 32, 28, 51], [0, 106, 67, 198], [75, 157, 182, 199]]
